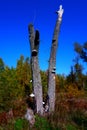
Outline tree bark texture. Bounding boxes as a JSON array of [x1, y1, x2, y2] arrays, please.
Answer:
[[48, 16, 63, 112], [28, 24, 43, 115]]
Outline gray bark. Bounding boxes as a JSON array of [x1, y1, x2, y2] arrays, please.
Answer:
[[48, 15, 63, 112], [28, 24, 43, 115]]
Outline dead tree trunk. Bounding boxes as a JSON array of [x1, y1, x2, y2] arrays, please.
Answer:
[[48, 5, 64, 112], [28, 24, 43, 115]]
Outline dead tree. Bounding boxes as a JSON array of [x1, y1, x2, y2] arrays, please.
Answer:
[[28, 5, 64, 115], [28, 24, 43, 115], [48, 5, 64, 112]]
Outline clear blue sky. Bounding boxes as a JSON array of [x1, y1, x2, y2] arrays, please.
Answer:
[[0, 0, 87, 75]]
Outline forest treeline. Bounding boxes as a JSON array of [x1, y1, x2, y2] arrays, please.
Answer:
[[0, 42, 87, 112]]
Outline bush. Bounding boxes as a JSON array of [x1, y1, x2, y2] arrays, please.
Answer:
[[66, 124, 78, 130], [71, 111, 87, 130], [14, 118, 29, 130], [34, 115, 51, 130]]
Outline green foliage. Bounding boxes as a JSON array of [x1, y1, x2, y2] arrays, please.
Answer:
[[0, 118, 29, 130], [74, 42, 87, 62], [0, 66, 17, 111], [56, 74, 66, 92], [0, 54, 87, 130], [0, 58, 5, 73], [73, 42, 87, 90], [66, 58, 86, 91], [34, 115, 51, 130], [14, 118, 24, 130], [41, 71, 48, 99], [71, 111, 87, 130], [83, 75, 87, 91], [16, 55, 32, 98], [66, 66, 76, 85], [66, 124, 77, 130], [0, 55, 32, 111]]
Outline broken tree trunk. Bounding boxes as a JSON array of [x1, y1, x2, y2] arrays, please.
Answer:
[[48, 5, 64, 112], [28, 24, 43, 115]]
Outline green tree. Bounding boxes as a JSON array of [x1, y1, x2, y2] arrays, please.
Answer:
[[23, 57, 32, 96], [56, 74, 66, 92], [0, 65, 17, 111], [74, 42, 87, 62], [66, 66, 76, 85], [74, 42, 87, 90], [16, 55, 32, 98], [41, 70, 47, 100], [0, 58, 5, 111], [0, 58, 5, 73]]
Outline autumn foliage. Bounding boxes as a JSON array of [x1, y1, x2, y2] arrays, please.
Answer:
[[0, 55, 87, 129]]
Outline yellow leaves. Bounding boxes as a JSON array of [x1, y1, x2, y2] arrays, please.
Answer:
[[66, 84, 85, 98]]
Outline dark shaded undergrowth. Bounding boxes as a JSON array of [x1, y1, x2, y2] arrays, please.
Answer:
[[0, 92, 87, 130]]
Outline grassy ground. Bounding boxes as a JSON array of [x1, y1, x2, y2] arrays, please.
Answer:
[[0, 92, 87, 130]]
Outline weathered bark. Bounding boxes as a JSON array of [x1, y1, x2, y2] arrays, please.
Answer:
[[48, 5, 64, 112], [25, 107, 35, 127], [28, 24, 43, 115]]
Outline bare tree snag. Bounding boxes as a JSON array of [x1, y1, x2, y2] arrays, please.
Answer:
[[48, 5, 64, 112], [28, 24, 43, 115]]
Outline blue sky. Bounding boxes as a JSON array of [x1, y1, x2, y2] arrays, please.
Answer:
[[0, 0, 87, 75]]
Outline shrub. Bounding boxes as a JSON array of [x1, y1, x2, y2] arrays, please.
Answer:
[[66, 124, 78, 130], [34, 115, 51, 130], [71, 111, 87, 130], [14, 118, 29, 130]]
